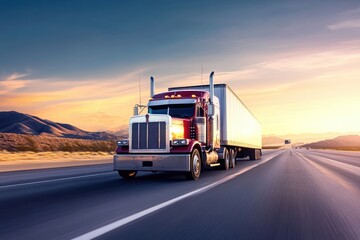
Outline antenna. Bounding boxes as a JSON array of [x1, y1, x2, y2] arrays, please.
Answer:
[[201, 64, 203, 85], [133, 71, 147, 116], [138, 71, 141, 105]]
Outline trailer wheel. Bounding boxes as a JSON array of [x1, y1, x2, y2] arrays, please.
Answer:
[[185, 149, 201, 180], [249, 149, 256, 160], [118, 170, 137, 179], [221, 148, 230, 170], [249, 149, 261, 160], [229, 149, 236, 168]]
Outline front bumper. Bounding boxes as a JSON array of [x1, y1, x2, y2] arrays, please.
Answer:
[[113, 154, 190, 172]]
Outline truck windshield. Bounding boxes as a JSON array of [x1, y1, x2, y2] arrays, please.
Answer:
[[149, 104, 195, 118]]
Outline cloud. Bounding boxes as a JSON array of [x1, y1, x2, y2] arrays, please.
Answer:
[[339, 7, 360, 16], [0, 72, 33, 94], [4, 72, 28, 80], [2, 43, 360, 134], [0, 70, 151, 131], [328, 6, 360, 30], [152, 44, 360, 99], [258, 49, 360, 70], [327, 19, 360, 30]]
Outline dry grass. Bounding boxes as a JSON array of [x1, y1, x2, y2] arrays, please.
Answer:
[[0, 133, 116, 152], [0, 150, 112, 162]]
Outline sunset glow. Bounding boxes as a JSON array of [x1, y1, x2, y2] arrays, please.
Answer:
[[1, 1, 360, 138]]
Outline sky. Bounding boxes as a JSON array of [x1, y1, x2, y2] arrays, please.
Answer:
[[1, 0, 360, 136]]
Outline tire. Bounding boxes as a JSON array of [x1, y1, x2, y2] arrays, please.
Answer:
[[229, 149, 236, 169], [256, 149, 261, 159], [221, 148, 230, 170], [249, 149, 261, 160], [249, 149, 256, 160], [118, 170, 137, 179], [185, 149, 201, 180]]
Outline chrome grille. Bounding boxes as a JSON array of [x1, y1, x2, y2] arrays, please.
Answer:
[[132, 122, 166, 150]]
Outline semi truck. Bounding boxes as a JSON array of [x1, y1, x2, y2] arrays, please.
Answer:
[[114, 72, 262, 180]]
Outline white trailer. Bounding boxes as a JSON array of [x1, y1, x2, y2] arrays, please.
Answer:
[[114, 72, 262, 180], [169, 84, 262, 159]]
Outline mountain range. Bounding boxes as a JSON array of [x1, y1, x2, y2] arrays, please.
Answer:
[[1, 111, 359, 151], [262, 136, 285, 146], [0, 111, 116, 141], [302, 135, 360, 151]]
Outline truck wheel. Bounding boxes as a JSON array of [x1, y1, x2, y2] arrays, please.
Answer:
[[118, 170, 137, 179], [221, 148, 230, 170], [185, 149, 201, 180], [256, 149, 261, 159], [229, 149, 236, 168], [249, 149, 261, 160]]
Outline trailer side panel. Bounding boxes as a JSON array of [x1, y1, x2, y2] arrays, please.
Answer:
[[169, 84, 262, 149]]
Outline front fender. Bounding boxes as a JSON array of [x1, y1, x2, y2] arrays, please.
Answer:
[[170, 139, 201, 154]]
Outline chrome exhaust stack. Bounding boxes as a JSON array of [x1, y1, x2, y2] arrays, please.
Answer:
[[150, 76, 155, 97], [209, 71, 214, 105], [208, 71, 215, 116], [208, 71, 215, 151]]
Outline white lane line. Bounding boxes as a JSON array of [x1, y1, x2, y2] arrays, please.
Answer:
[[0, 172, 113, 190], [297, 151, 360, 175], [294, 151, 359, 192], [72, 151, 283, 240], [312, 149, 360, 158], [306, 151, 360, 169]]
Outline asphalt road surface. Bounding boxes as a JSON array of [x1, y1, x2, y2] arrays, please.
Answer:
[[0, 149, 359, 240]]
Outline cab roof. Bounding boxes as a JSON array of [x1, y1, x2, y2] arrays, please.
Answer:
[[151, 90, 210, 101]]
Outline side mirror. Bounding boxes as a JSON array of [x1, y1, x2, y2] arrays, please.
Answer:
[[208, 103, 214, 116]]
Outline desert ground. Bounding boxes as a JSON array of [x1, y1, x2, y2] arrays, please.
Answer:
[[0, 151, 112, 172]]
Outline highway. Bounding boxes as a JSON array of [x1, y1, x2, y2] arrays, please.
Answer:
[[0, 149, 359, 240]]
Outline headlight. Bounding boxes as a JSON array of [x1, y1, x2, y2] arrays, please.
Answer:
[[117, 140, 129, 146], [172, 139, 189, 146], [171, 123, 184, 139]]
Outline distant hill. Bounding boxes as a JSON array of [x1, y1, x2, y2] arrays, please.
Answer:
[[262, 136, 284, 146], [106, 128, 129, 138], [302, 135, 360, 151], [262, 132, 360, 145], [0, 111, 116, 141]]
